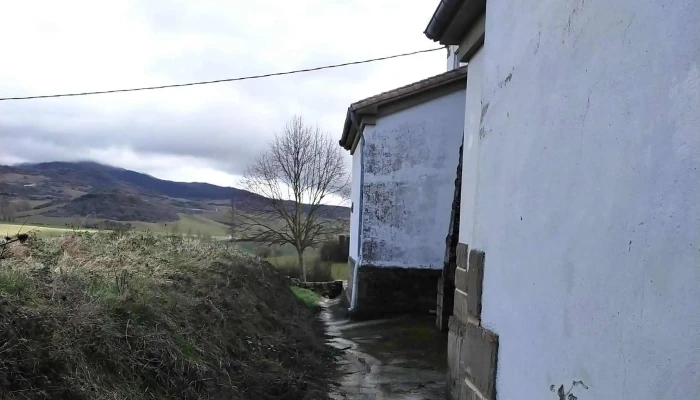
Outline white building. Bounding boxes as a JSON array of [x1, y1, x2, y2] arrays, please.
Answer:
[[338, 68, 467, 318], [424, 0, 700, 399]]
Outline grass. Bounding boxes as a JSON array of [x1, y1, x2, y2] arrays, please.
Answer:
[[331, 262, 349, 281], [0, 231, 336, 399], [291, 286, 322, 312], [263, 248, 349, 281], [266, 253, 306, 266]]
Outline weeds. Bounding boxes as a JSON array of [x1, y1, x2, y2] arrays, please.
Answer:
[[291, 286, 322, 312], [0, 231, 336, 399]]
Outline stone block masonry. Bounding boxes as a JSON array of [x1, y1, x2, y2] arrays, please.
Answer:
[[448, 317, 498, 400], [448, 246, 498, 400], [349, 264, 441, 319]]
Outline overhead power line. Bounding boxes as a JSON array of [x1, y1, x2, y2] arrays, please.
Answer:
[[0, 47, 443, 101]]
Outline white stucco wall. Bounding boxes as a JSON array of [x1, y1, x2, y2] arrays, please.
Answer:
[[348, 139, 363, 262], [459, 47, 483, 246], [468, 1, 700, 399], [360, 89, 466, 269], [447, 45, 461, 71]]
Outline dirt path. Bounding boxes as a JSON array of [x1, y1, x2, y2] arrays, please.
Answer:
[[322, 299, 447, 399]]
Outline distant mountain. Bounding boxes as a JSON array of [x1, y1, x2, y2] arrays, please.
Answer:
[[0, 161, 349, 223], [13, 161, 243, 200]]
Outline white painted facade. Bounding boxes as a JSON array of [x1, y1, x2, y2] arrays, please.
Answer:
[[458, 47, 482, 246], [454, 0, 700, 399], [356, 89, 466, 270]]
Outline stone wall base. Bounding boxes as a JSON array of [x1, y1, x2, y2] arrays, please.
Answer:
[[447, 317, 498, 400], [348, 264, 441, 319]]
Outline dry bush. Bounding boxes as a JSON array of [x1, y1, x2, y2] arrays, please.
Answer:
[[0, 232, 336, 399]]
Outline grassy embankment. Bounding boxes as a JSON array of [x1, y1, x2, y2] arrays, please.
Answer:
[[0, 232, 336, 399], [0, 220, 349, 279]]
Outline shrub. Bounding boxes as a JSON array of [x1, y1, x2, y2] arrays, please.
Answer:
[[254, 245, 272, 258], [319, 238, 349, 263]]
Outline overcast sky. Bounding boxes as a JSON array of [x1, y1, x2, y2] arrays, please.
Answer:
[[0, 0, 444, 187]]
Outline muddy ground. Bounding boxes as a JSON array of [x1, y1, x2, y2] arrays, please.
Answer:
[[323, 299, 447, 399]]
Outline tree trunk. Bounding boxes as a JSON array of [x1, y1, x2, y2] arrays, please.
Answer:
[[297, 250, 307, 282]]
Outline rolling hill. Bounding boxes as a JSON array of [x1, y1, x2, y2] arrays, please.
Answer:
[[0, 161, 349, 230]]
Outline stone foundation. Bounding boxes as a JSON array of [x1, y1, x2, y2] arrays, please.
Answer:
[[348, 264, 441, 319]]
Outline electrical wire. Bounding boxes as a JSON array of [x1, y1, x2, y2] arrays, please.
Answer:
[[0, 47, 444, 101]]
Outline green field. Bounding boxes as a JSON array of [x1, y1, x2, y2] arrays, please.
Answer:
[[4, 213, 230, 239], [129, 214, 230, 238], [0, 222, 92, 236]]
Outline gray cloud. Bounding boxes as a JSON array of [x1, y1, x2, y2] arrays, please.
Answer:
[[0, 0, 444, 185]]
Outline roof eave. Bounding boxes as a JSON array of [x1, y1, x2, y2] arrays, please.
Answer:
[[424, 0, 486, 45], [424, 0, 464, 43], [338, 107, 358, 151]]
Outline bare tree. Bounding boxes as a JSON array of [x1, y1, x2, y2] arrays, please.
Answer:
[[236, 116, 349, 281]]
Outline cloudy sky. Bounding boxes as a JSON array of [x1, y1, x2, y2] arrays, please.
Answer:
[[0, 0, 445, 187]]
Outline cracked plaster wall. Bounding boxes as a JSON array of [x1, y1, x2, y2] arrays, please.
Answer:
[[468, 0, 700, 399]]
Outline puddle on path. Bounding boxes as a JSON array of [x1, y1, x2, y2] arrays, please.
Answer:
[[321, 299, 447, 399]]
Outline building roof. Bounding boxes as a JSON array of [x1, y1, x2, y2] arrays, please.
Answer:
[[338, 66, 468, 151], [424, 0, 485, 45]]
